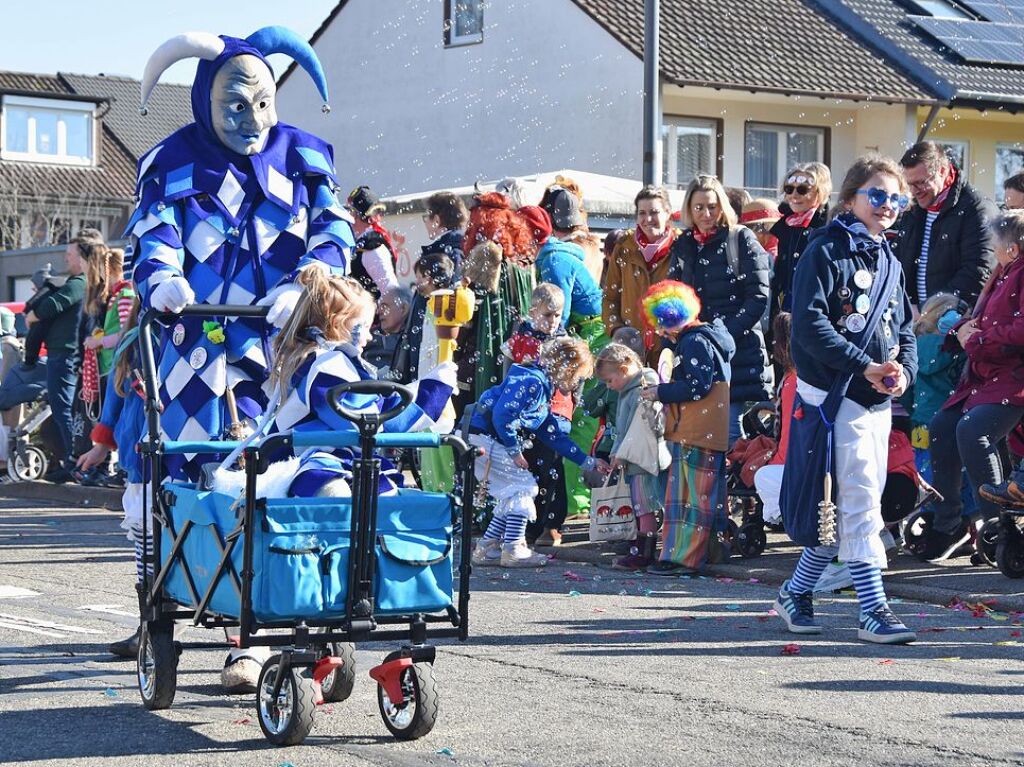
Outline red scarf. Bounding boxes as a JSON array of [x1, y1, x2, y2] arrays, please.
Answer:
[[635, 227, 673, 266], [784, 207, 817, 228], [693, 227, 718, 246], [927, 169, 957, 212]]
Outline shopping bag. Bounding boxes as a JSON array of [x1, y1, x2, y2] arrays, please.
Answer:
[[616, 396, 669, 476], [589, 474, 637, 542]]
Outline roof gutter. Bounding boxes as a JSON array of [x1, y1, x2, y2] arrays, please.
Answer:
[[664, 76, 941, 106]]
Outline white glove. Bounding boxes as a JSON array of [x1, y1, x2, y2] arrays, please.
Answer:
[[259, 283, 303, 328], [150, 276, 195, 313]]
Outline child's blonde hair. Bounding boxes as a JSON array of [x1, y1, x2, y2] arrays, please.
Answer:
[[113, 297, 140, 398], [270, 267, 374, 391], [539, 336, 593, 389], [595, 342, 642, 376], [914, 292, 963, 336], [531, 282, 564, 310]]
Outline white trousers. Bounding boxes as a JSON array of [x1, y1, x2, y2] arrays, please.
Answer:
[[754, 464, 784, 525], [796, 379, 890, 569]]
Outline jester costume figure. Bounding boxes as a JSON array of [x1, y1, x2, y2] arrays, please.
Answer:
[[127, 28, 354, 481]]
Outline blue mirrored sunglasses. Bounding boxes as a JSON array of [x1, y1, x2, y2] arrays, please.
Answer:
[[857, 187, 910, 210]]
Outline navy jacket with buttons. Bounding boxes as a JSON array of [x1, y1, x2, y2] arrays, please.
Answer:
[[790, 214, 917, 409]]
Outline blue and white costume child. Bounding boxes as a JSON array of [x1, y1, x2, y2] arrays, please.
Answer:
[[127, 28, 354, 481], [268, 342, 456, 497], [468, 363, 600, 567]]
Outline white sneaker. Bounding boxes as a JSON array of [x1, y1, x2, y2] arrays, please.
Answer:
[[499, 541, 548, 568], [814, 561, 853, 593], [471, 539, 501, 566]]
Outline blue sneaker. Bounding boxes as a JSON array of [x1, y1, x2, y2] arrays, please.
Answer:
[[858, 605, 916, 644], [774, 580, 822, 634]]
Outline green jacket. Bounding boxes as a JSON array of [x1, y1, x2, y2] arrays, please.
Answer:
[[34, 274, 85, 353]]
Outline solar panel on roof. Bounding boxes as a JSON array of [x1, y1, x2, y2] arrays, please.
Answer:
[[911, 15, 1024, 65], [959, 0, 1024, 25]]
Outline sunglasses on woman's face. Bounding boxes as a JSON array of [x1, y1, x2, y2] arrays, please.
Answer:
[[784, 184, 812, 196], [857, 187, 910, 211]]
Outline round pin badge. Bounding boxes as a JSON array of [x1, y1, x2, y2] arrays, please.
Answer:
[[854, 269, 873, 289], [838, 286, 852, 300], [855, 294, 871, 314], [172, 323, 185, 346], [189, 347, 208, 370], [846, 313, 867, 333]]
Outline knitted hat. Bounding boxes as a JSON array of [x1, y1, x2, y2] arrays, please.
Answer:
[[517, 205, 553, 244], [31, 263, 52, 289], [740, 198, 783, 227], [641, 280, 702, 332]]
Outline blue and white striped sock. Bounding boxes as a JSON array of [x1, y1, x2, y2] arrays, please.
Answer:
[[483, 514, 507, 542], [848, 560, 886, 614], [788, 547, 834, 594], [131, 526, 154, 583], [502, 513, 529, 545]]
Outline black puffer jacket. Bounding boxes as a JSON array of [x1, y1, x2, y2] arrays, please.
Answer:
[[891, 169, 997, 309], [769, 203, 829, 317], [668, 226, 772, 402]]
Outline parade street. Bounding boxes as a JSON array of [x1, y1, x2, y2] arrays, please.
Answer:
[[0, 497, 1022, 767]]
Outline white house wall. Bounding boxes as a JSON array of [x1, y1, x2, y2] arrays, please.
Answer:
[[276, 0, 644, 196]]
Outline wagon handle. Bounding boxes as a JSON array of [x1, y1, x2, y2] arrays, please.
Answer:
[[327, 380, 414, 430]]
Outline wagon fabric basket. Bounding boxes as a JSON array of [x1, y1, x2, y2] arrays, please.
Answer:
[[160, 483, 455, 622]]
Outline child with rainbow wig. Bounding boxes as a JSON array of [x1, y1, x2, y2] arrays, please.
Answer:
[[640, 280, 735, 574]]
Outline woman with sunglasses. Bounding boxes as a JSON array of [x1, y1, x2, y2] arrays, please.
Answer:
[[775, 155, 917, 644], [669, 174, 771, 446], [770, 163, 832, 322]]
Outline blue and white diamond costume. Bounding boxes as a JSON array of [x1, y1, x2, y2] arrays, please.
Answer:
[[127, 29, 354, 480]]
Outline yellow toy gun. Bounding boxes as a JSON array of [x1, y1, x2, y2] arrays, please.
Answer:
[[429, 287, 475, 365]]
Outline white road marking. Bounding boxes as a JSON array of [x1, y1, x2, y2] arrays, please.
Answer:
[[0, 612, 102, 635], [0, 619, 64, 638], [78, 604, 137, 618], [0, 586, 40, 599]]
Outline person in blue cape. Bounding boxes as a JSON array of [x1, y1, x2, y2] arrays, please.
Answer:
[[127, 28, 355, 482]]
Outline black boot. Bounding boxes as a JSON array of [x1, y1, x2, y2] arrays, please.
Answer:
[[108, 583, 144, 659], [613, 533, 657, 570]]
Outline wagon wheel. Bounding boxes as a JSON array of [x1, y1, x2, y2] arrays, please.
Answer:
[[320, 641, 356, 703], [377, 660, 439, 740], [256, 655, 317, 746], [137, 621, 177, 710]]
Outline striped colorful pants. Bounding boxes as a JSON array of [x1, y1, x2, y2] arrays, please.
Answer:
[[658, 442, 727, 570]]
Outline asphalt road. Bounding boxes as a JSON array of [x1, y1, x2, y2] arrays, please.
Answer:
[[1, 499, 1022, 767]]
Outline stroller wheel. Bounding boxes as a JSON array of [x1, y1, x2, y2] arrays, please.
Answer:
[[9, 445, 47, 482], [901, 510, 932, 557], [257, 655, 317, 746], [996, 519, 1024, 579], [377, 659, 439, 740], [974, 519, 999, 567], [735, 522, 767, 558], [319, 641, 356, 703]]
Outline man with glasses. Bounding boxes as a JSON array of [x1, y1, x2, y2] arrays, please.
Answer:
[[895, 141, 996, 311]]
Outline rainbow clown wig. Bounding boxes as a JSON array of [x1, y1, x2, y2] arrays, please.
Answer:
[[641, 280, 702, 333]]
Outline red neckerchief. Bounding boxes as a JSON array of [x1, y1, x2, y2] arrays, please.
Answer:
[[369, 218, 396, 262], [693, 227, 718, 246], [927, 169, 957, 213], [784, 207, 817, 228], [635, 227, 673, 266]]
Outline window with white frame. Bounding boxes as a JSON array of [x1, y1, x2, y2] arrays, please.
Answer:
[[996, 142, 1024, 202], [444, 0, 484, 46], [662, 117, 720, 188], [744, 122, 828, 198], [1, 95, 95, 166]]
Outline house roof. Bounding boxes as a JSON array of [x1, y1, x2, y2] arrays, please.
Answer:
[[817, 0, 1024, 109], [570, 0, 934, 103], [0, 70, 192, 206], [60, 73, 192, 161]]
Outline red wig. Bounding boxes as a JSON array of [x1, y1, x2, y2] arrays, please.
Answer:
[[463, 192, 537, 266]]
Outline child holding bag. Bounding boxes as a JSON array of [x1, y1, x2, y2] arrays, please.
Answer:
[[640, 281, 735, 575], [775, 155, 917, 644], [595, 342, 668, 570]]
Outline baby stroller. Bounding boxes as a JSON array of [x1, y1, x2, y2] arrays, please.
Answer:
[[0, 363, 60, 481], [725, 401, 778, 558], [134, 305, 478, 746]]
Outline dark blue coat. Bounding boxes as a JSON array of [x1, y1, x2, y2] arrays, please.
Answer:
[[769, 203, 829, 316], [791, 214, 917, 409], [669, 226, 771, 402]]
